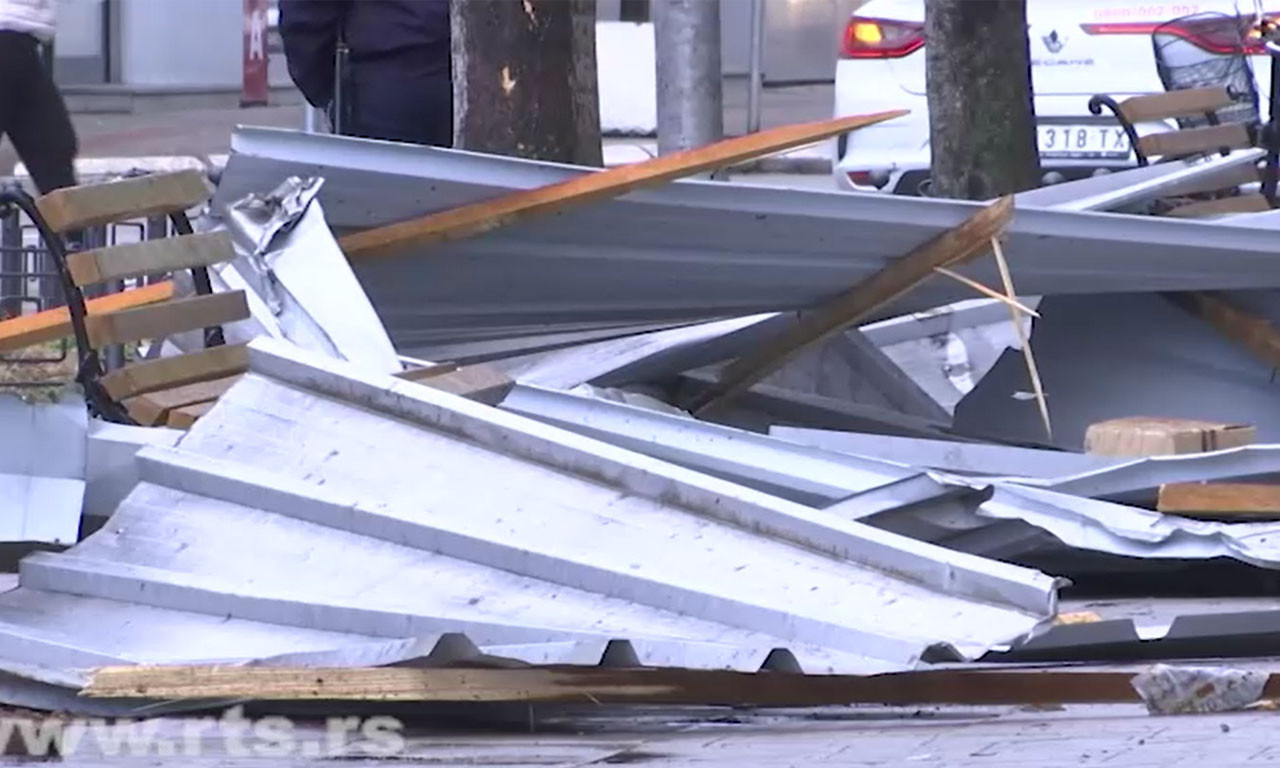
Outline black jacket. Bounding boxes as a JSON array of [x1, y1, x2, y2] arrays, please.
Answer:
[[279, 0, 450, 109]]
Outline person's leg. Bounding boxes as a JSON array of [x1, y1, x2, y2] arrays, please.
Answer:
[[347, 61, 452, 147], [1, 32, 77, 195]]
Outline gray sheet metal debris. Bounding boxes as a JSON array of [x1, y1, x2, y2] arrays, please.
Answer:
[[955, 293, 1280, 448], [1014, 150, 1265, 213], [769, 427, 1120, 479], [0, 395, 86, 545], [213, 128, 1280, 350], [0, 339, 1068, 711], [1010, 444, 1280, 506]]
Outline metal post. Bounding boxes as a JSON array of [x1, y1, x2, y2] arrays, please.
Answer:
[[653, 0, 724, 156], [746, 0, 765, 134], [302, 103, 319, 133], [0, 199, 21, 316]]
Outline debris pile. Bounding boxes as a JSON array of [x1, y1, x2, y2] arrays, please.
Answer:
[[3, 115, 1280, 718]]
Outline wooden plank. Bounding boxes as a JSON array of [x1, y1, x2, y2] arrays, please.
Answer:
[[66, 231, 235, 286], [35, 170, 212, 233], [0, 281, 174, 354], [100, 343, 249, 401], [1167, 291, 1280, 369], [82, 665, 1145, 705], [1117, 86, 1234, 122], [82, 663, 1280, 706], [1166, 158, 1262, 197], [122, 374, 240, 426], [1084, 416, 1256, 457], [1165, 193, 1271, 218], [688, 196, 1014, 415], [407, 363, 514, 405], [1137, 123, 1252, 160], [166, 400, 215, 430], [339, 111, 909, 260], [84, 290, 248, 348], [1158, 483, 1280, 518]]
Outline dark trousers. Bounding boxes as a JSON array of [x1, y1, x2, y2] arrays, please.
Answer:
[[341, 58, 452, 147], [0, 30, 77, 195]]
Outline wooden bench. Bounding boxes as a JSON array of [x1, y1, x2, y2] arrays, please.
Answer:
[[1087, 86, 1271, 216], [0, 170, 249, 427]]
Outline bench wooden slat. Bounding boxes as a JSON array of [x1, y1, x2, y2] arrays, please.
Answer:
[[84, 290, 249, 348], [66, 231, 235, 286], [1117, 86, 1234, 122], [1165, 193, 1271, 218], [122, 374, 240, 426], [100, 343, 249, 401], [0, 281, 173, 354], [1137, 123, 1253, 160], [35, 170, 212, 233]]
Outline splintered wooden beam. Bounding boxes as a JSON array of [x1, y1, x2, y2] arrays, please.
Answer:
[[122, 374, 241, 426], [36, 170, 212, 233], [0, 281, 174, 353], [100, 343, 249, 401], [339, 110, 909, 259], [688, 196, 1015, 415], [82, 663, 1280, 706], [404, 363, 514, 405], [1168, 291, 1280, 369], [1158, 483, 1280, 518]]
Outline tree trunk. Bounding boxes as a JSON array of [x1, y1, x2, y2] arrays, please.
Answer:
[[451, 0, 603, 166], [924, 0, 1040, 199]]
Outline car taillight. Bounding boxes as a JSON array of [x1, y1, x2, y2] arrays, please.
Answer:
[[841, 16, 925, 59], [1081, 14, 1277, 55]]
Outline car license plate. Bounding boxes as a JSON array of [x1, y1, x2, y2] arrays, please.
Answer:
[[1038, 125, 1131, 159]]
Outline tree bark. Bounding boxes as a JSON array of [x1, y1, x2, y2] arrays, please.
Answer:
[[451, 0, 603, 166], [924, 0, 1040, 199]]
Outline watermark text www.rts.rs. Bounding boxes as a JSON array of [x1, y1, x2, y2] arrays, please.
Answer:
[[0, 706, 404, 758]]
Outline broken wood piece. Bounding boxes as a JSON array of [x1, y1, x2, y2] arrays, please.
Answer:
[[395, 362, 462, 381], [84, 290, 249, 347], [1168, 291, 1280, 370], [122, 374, 241, 426], [0, 281, 174, 354], [991, 236, 1051, 440], [932, 265, 1040, 317], [1158, 483, 1280, 518], [339, 110, 908, 259], [406, 363, 514, 405], [81, 663, 1280, 706], [688, 196, 1014, 415], [1084, 417, 1256, 457], [100, 343, 249, 400], [35, 170, 212, 233], [166, 401, 215, 430], [66, 231, 235, 286], [1166, 194, 1271, 218]]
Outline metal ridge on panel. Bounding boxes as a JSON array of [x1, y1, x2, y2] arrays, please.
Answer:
[[213, 129, 1280, 353], [240, 338, 1061, 621]]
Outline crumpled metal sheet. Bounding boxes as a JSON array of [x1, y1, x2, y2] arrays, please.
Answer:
[[203, 177, 401, 374]]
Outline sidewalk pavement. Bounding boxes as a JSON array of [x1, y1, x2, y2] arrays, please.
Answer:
[[0, 82, 837, 180]]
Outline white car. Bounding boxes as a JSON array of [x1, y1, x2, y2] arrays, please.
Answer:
[[835, 0, 1280, 194]]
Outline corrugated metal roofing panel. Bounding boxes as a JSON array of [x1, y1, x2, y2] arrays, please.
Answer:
[[212, 129, 1280, 349]]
